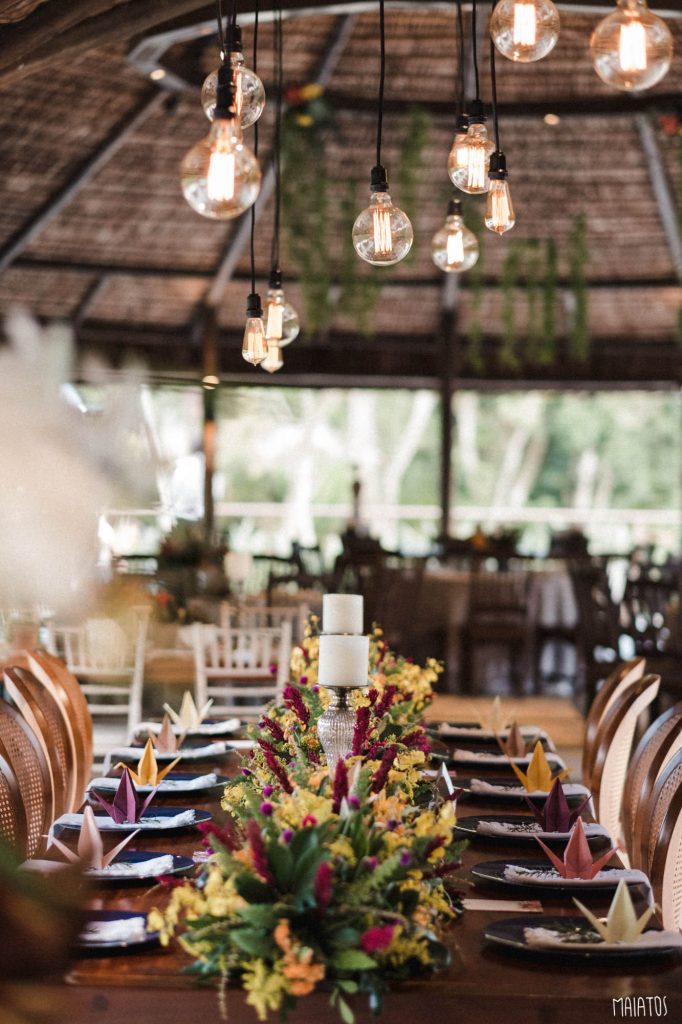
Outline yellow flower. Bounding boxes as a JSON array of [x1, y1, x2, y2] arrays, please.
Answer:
[[299, 83, 324, 100], [328, 836, 356, 863], [243, 959, 287, 1020], [275, 789, 334, 829]]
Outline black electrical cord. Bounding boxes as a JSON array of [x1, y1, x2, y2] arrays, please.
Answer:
[[456, 0, 465, 114], [376, 0, 386, 169], [271, 3, 283, 275], [249, 0, 260, 297], [489, 16, 501, 151], [471, 0, 480, 103], [216, 0, 226, 60]]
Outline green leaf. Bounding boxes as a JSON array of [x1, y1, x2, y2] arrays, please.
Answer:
[[338, 995, 355, 1024], [337, 980, 358, 994], [238, 904, 278, 929], [267, 839, 294, 891], [234, 873, 275, 904], [230, 928, 274, 958], [332, 927, 360, 948], [331, 949, 378, 971]]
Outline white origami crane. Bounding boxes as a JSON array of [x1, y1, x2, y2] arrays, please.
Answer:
[[163, 692, 213, 731], [49, 805, 139, 870], [573, 879, 658, 943]]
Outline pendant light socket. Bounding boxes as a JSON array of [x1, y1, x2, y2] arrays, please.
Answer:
[[226, 23, 243, 53], [214, 63, 236, 119], [370, 164, 389, 192], [447, 198, 463, 217], [468, 98, 487, 125], [246, 292, 263, 319], [268, 267, 283, 289], [489, 150, 508, 179]]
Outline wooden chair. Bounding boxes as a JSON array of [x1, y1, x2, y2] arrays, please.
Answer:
[[590, 673, 660, 859], [46, 607, 149, 736], [581, 657, 646, 788], [363, 560, 427, 656], [3, 667, 75, 816], [193, 622, 292, 720], [0, 699, 52, 858], [26, 650, 93, 802], [646, 748, 682, 930], [0, 750, 27, 853], [459, 571, 533, 695], [570, 561, 621, 711], [622, 703, 682, 870]]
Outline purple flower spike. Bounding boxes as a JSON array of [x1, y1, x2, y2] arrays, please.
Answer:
[[349, 795, 361, 809], [241, 767, 252, 777]]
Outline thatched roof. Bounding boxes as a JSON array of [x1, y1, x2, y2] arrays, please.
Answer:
[[1, 0, 682, 385]]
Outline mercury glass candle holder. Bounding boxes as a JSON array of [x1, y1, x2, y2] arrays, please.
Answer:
[[317, 686, 365, 770]]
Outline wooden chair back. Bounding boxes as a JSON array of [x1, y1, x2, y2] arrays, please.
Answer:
[[0, 750, 27, 853], [0, 699, 52, 857], [27, 649, 93, 803], [622, 702, 682, 869], [646, 747, 682, 930], [4, 667, 75, 816], [582, 657, 646, 787], [193, 622, 292, 719], [590, 673, 660, 857]]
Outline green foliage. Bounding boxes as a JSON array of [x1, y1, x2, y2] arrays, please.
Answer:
[[500, 242, 521, 371], [568, 213, 590, 362]]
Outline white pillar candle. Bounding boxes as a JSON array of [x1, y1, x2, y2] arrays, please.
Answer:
[[318, 633, 370, 688], [322, 594, 364, 635], [224, 551, 253, 584]]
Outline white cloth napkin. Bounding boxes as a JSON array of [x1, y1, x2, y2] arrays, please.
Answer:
[[475, 820, 610, 840], [438, 724, 546, 740], [452, 750, 566, 768], [137, 717, 241, 737], [471, 779, 590, 799], [523, 926, 682, 951], [86, 855, 175, 879], [102, 742, 228, 773], [88, 773, 218, 794], [503, 865, 652, 890], [49, 810, 196, 840], [79, 916, 148, 945], [227, 739, 255, 751]]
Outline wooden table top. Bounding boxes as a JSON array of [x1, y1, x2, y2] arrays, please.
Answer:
[[36, 730, 682, 1024]]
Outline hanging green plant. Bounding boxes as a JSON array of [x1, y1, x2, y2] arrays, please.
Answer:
[[568, 213, 589, 362], [542, 238, 558, 361], [499, 241, 521, 370], [396, 106, 432, 264]]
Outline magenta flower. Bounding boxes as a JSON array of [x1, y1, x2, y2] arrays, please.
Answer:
[[260, 716, 286, 744], [262, 784, 274, 797], [360, 924, 395, 953], [281, 828, 294, 844], [352, 706, 371, 756], [332, 758, 349, 814], [260, 801, 273, 816], [245, 820, 275, 885], [313, 860, 333, 910], [283, 684, 310, 727], [375, 685, 398, 718], [301, 814, 318, 827], [371, 744, 398, 793]]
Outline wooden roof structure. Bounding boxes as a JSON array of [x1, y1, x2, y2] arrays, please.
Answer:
[[2, 0, 682, 386]]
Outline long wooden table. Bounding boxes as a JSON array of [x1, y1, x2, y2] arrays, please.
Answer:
[[35, 735, 682, 1024]]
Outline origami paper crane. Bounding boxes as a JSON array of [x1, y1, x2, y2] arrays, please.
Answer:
[[535, 816, 617, 878], [49, 805, 139, 869], [93, 767, 158, 824], [116, 739, 180, 786], [574, 879, 657, 941], [151, 713, 186, 754], [163, 691, 213, 731], [511, 741, 568, 793], [525, 777, 591, 833], [481, 696, 507, 734], [497, 722, 530, 759]]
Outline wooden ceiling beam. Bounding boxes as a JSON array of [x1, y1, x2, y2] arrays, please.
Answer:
[[0, 90, 166, 274]]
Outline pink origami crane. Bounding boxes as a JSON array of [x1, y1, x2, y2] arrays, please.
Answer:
[[93, 767, 158, 824], [49, 805, 139, 869], [151, 713, 186, 755], [535, 816, 617, 879], [497, 722, 531, 759], [525, 777, 591, 833]]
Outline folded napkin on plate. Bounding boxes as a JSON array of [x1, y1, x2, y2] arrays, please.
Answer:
[[227, 739, 255, 751], [103, 742, 228, 773], [503, 865, 652, 889], [471, 779, 590, 799], [452, 749, 566, 767], [80, 916, 148, 945], [87, 855, 175, 879], [475, 820, 610, 840], [89, 773, 218, 793], [50, 810, 196, 839], [522, 926, 682, 951], [139, 717, 241, 737], [438, 723, 545, 740]]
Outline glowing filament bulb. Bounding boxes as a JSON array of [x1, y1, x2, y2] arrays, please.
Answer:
[[451, 115, 495, 195], [431, 200, 479, 273], [372, 205, 393, 256], [485, 152, 516, 235], [447, 230, 465, 265], [206, 147, 235, 202], [466, 146, 487, 193], [619, 20, 647, 69], [242, 294, 267, 366], [514, 2, 537, 45], [266, 301, 283, 342]]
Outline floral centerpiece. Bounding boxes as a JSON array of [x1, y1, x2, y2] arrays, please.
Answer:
[[150, 620, 462, 1023]]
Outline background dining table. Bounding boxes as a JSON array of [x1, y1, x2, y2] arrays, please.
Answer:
[[34, 735, 682, 1024]]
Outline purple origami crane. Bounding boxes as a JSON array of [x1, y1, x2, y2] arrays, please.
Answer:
[[524, 777, 590, 833], [93, 767, 158, 824]]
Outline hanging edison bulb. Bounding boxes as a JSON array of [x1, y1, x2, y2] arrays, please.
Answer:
[[242, 294, 268, 365], [181, 66, 261, 219], [262, 343, 284, 373], [451, 103, 496, 195], [490, 0, 560, 62], [591, 0, 672, 91], [352, 166, 413, 266], [447, 114, 471, 185], [202, 26, 265, 127], [264, 271, 300, 347], [485, 152, 515, 235], [431, 199, 479, 273]]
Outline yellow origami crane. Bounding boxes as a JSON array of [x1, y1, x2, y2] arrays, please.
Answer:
[[116, 739, 180, 786], [163, 691, 213, 731], [510, 740, 568, 793], [573, 880, 657, 943], [481, 696, 507, 734]]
